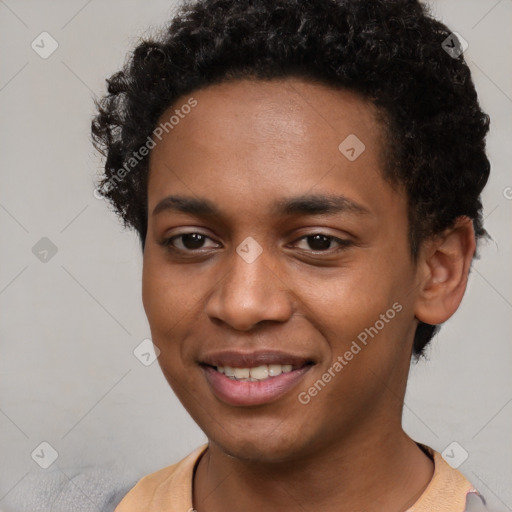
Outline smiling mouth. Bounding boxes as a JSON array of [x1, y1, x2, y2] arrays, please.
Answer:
[[204, 362, 314, 382], [199, 350, 316, 406], [201, 361, 315, 406]]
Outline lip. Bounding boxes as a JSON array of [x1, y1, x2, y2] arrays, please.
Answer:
[[200, 350, 315, 407]]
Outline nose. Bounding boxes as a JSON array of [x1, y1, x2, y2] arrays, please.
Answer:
[[204, 241, 294, 331]]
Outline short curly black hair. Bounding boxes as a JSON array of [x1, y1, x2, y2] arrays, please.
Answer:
[[91, 0, 490, 358]]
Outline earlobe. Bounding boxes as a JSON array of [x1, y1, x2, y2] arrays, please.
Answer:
[[414, 217, 476, 326]]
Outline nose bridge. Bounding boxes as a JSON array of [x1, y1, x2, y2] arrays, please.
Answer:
[[205, 236, 293, 330]]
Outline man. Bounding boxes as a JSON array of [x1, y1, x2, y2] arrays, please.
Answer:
[[91, 0, 492, 510]]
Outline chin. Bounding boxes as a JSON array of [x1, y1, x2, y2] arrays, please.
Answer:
[[217, 438, 300, 463], [206, 420, 317, 464]]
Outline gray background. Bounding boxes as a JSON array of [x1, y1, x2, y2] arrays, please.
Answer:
[[0, 0, 511, 510]]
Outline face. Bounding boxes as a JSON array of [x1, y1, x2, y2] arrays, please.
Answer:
[[142, 78, 421, 463]]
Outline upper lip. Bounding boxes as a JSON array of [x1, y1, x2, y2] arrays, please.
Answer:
[[200, 350, 314, 368]]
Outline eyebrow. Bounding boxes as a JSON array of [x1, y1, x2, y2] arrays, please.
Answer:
[[152, 193, 371, 218]]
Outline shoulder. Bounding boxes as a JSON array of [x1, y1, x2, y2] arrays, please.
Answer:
[[409, 444, 488, 512], [114, 444, 208, 512]]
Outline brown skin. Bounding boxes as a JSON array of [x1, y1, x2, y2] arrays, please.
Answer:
[[142, 77, 476, 511]]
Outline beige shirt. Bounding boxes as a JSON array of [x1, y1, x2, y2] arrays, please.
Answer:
[[115, 444, 484, 511]]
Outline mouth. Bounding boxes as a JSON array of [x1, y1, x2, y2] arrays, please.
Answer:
[[199, 352, 315, 406]]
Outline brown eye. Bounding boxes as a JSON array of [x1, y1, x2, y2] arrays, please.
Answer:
[[176, 233, 207, 250], [294, 234, 352, 253], [160, 232, 218, 253]]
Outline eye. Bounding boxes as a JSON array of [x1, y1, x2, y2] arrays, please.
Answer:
[[160, 232, 219, 253], [159, 231, 352, 255], [292, 233, 352, 253]]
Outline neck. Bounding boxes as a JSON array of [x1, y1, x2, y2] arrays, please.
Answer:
[[193, 425, 434, 512]]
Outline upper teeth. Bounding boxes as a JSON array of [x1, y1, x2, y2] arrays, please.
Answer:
[[217, 364, 294, 381]]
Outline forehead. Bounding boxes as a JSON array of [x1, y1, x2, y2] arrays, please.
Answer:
[[147, 77, 396, 220], [153, 77, 384, 152]]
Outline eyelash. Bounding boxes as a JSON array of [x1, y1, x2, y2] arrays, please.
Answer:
[[160, 232, 353, 255]]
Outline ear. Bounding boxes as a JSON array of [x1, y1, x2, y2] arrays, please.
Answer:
[[414, 216, 476, 325]]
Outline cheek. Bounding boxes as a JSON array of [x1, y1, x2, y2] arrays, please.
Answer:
[[299, 263, 415, 393], [141, 250, 211, 375], [301, 266, 400, 340], [142, 250, 192, 329]]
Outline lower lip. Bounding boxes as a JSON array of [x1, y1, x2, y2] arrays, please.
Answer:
[[202, 365, 313, 406]]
